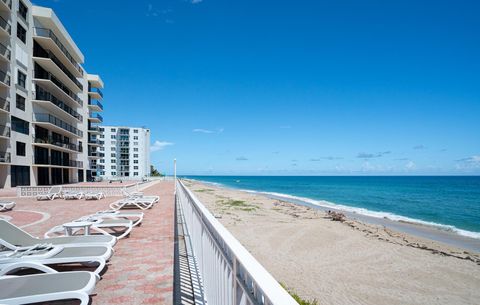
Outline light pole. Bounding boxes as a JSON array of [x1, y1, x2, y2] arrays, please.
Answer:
[[174, 158, 177, 181]]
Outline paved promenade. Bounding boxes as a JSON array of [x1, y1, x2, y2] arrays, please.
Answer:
[[0, 180, 175, 305]]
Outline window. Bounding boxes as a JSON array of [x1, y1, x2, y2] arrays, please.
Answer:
[[111, 135, 116, 139], [134, 160, 138, 164], [111, 128, 116, 132], [111, 141, 116, 145], [16, 94, 25, 111], [99, 159, 105, 163], [17, 23, 26, 43], [134, 142, 138, 146], [134, 166, 138, 170], [133, 129, 138, 133], [134, 148, 138, 152], [112, 172, 116, 176], [111, 153, 116, 157], [99, 127, 104, 132], [18, 1, 28, 20], [17, 70, 26, 88], [111, 165, 116, 170], [134, 172, 138, 176], [111, 159, 115, 163], [134, 154, 138, 158], [16, 141, 26, 156], [100, 147, 104, 151], [134, 136, 138, 140], [99, 134, 104, 138], [11, 116, 29, 135]]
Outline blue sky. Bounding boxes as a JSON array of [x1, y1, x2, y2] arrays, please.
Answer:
[[36, 0, 480, 175]]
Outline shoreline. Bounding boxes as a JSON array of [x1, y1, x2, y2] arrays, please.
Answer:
[[183, 178, 480, 305], [197, 179, 480, 253]]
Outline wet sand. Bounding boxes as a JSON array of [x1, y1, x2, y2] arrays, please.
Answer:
[[184, 179, 480, 305]]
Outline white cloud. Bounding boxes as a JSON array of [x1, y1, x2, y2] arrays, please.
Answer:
[[236, 156, 248, 161], [192, 128, 224, 134], [405, 161, 416, 170], [150, 140, 173, 152], [455, 155, 480, 169], [191, 0, 203, 3]]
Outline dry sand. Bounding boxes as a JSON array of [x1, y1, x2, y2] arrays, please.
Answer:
[[184, 179, 480, 305]]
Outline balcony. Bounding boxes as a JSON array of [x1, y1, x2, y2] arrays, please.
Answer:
[[0, 42, 10, 62], [88, 87, 103, 100], [88, 113, 103, 123], [33, 136, 83, 154], [33, 86, 83, 121], [0, 97, 9, 113], [34, 64, 83, 106], [88, 151, 102, 159], [33, 155, 83, 168], [0, 0, 12, 11], [0, 151, 10, 163], [88, 138, 101, 146], [34, 113, 83, 138], [0, 16, 10, 36], [32, 27, 83, 77], [33, 48, 83, 92], [0, 69, 10, 87], [0, 125, 9, 139], [88, 99, 103, 112]]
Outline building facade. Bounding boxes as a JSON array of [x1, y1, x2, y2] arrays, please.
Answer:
[[98, 126, 150, 179], [0, 1, 104, 187]]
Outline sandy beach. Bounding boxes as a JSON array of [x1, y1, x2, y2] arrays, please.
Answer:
[[184, 179, 480, 305]]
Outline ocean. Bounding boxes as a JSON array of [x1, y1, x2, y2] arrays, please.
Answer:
[[184, 176, 480, 239]]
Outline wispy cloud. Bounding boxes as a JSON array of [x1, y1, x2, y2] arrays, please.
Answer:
[[236, 156, 248, 161], [310, 156, 344, 161], [405, 161, 416, 170], [394, 158, 410, 161], [279, 125, 292, 129], [357, 151, 391, 159], [146, 4, 174, 23], [413, 145, 426, 150], [193, 128, 224, 134], [456, 155, 480, 163], [191, 0, 203, 3], [150, 140, 174, 152]]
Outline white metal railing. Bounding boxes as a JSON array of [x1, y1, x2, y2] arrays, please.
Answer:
[[176, 179, 298, 305]]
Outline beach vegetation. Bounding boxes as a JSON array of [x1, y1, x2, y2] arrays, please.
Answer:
[[195, 188, 214, 193], [281, 283, 318, 305], [216, 199, 258, 211]]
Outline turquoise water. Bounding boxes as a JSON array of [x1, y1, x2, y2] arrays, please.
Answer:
[[185, 176, 480, 238]]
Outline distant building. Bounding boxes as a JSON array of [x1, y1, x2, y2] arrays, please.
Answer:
[[0, 2, 104, 187], [98, 126, 150, 179]]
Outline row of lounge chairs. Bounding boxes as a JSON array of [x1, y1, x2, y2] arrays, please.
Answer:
[[37, 186, 106, 201], [0, 189, 159, 304]]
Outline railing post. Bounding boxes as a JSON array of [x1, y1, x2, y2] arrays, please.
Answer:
[[232, 257, 237, 305]]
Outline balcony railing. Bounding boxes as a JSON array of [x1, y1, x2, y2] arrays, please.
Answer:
[[0, 69, 10, 86], [0, 42, 10, 60], [34, 155, 83, 168], [88, 125, 99, 132], [0, 16, 11, 35], [88, 99, 103, 110], [34, 113, 83, 137], [0, 151, 10, 163], [176, 180, 298, 305], [88, 138, 99, 144], [33, 27, 83, 76], [0, 125, 10, 137], [34, 136, 83, 152], [1, 0, 12, 10], [88, 86, 103, 98], [0, 97, 9, 112], [34, 48, 83, 90], [34, 86, 83, 121], [34, 64, 83, 106], [89, 113, 103, 122]]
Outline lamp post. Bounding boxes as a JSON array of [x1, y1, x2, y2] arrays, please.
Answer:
[[174, 158, 177, 181]]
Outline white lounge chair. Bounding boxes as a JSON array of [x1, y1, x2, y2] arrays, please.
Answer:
[[94, 210, 144, 227], [0, 200, 15, 212], [63, 191, 84, 200], [109, 197, 155, 211], [45, 217, 133, 240], [0, 271, 97, 305], [84, 191, 105, 200], [36, 186, 62, 201], [0, 219, 117, 249], [122, 187, 143, 198], [0, 243, 113, 277]]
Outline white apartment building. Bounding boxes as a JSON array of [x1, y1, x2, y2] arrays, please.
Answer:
[[0, 1, 104, 187], [98, 126, 150, 179]]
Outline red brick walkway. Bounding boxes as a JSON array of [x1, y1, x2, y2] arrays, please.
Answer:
[[0, 181, 175, 305]]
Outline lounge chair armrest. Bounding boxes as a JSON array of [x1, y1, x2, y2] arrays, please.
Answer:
[[0, 262, 58, 276]]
